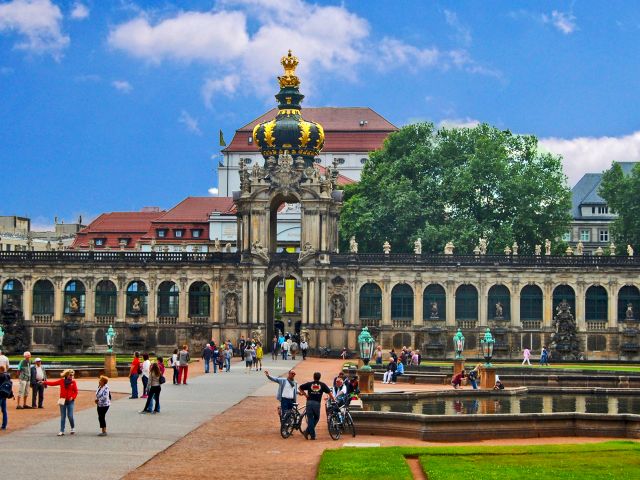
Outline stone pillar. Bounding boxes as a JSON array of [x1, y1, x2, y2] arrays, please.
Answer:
[[381, 280, 391, 326], [576, 281, 586, 331], [575, 395, 586, 414], [257, 278, 263, 324], [453, 359, 465, 376], [302, 278, 308, 324], [446, 280, 456, 327], [511, 281, 521, 328], [147, 278, 157, 323], [85, 283, 95, 321], [609, 282, 618, 329], [320, 278, 327, 325], [104, 353, 118, 377], [23, 276, 33, 320], [349, 278, 357, 326], [251, 278, 258, 324], [480, 366, 496, 389], [117, 278, 126, 321], [178, 281, 188, 322], [358, 370, 374, 394], [478, 280, 487, 327], [608, 397, 619, 414], [212, 276, 220, 324], [242, 279, 249, 324], [308, 278, 315, 324], [414, 281, 423, 327], [543, 280, 553, 328], [54, 278, 64, 320]]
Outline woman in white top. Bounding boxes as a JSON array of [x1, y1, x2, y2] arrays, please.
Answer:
[[141, 353, 151, 398], [170, 348, 179, 384], [95, 375, 111, 436]]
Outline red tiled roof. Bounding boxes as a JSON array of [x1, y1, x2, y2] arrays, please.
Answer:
[[224, 107, 397, 153], [153, 197, 235, 223], [316, 165, 356, 186], [77, 212, 163, 233]]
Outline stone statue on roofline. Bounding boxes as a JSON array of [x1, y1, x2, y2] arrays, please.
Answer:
[[213, 238, 221, 253], [512, 242, 518, 255], [383, 240, 391, 255], [444, 241, 454, 255], [349, 236, 358, 254], [479, 237, 488, 255], [595, 246, 604, 256], [504, 246, 511, 255], [565, 245, 573, 256], [609, 242, 616, 256], [414, 238, 422, 255], [535, 244, 541, 256], [628, 245, 634, 257], [545, 239, 551, 255], [576, 241, 584, 255]]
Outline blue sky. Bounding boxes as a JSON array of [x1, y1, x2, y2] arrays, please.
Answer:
[[1, 0, 640, 229]]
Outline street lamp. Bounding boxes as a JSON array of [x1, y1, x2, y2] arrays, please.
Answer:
[[357, 327, 375, 371], [453, 328, 465, 359], [480, 327, 495, 367]]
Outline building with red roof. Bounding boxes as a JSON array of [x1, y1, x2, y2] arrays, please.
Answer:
[[72, 210, 164, 249]]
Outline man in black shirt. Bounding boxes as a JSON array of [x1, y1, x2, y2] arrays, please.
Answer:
[[298, 372, 335, 440]]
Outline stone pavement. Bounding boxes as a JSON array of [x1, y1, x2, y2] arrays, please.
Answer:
[[0, 357, 296, 480]]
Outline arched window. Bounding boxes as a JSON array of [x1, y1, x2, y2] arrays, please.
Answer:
[[618, 285, 640, 321], [189, 281, 210, 317], [553, 285, 575, 316], [423, 284, 446, 320], [488, 285, 511, 320], [520, 285, 543, 321], [585, 285, 608, 321], [95, 280, 117, 316], [126, 281, 147, 316], [359, 283, 382, 322], [64, 280, 86, 315], [2, 279, 23, 310], [455, 285, 478, 320], [158, 281, 179, 317], [33, 279, 54, 315], [391, 284, 413, 320]]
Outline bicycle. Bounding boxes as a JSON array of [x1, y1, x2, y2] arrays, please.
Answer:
[[280, 402, 307, 439], [325, 398, 356, 440]]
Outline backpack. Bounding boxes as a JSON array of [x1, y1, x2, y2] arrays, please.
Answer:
[[0, 378, 14, 399]]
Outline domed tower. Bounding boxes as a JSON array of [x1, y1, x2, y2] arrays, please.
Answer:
[[252, 50, 325, 167]]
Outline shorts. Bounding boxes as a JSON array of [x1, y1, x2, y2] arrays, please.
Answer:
[[246, 360, 253, 367], [19, 380, 30, 397]]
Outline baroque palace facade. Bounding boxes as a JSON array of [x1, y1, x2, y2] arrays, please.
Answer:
[[1, 52, 640, 360]]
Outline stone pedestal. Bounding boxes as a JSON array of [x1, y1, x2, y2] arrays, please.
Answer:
[[453, 359, 465, 376], [104, 353, 118, 378], [480, 366, 496, 389], [358, 370, 374, 394]]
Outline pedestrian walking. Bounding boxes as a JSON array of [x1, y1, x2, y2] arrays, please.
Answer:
[[129, 352, 141, 398], [224, 344, 233, 372], [178, 345, 190, 384], [95, 375, 110, 436], [0, 364, 14, 430], [522, 348, 532, 366], [141, 362, 163, 414], [141, 353, 151, 398], [290, 340, 298, 360], [298, 372, 335, 440], [255, 342, 263, 371], [30, 357, 47, 408], [202, 343, 213, 373], [281, 339, 289, 360], [540, 346, 550, 366], [271, 336, 279, 361], [170, 348, 179, 384], [300, 339, 308, 360], [16, 352, 32, 409], [374, 345, 383, 365], [44, 369, 78, 436], [211, 343, 219, 373], [244, 343, 255, 372]]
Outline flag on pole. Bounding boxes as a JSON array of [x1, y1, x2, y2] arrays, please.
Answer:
[[219, 129, 226, 147]]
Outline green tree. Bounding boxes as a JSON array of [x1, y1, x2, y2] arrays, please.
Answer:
[[599, 162, 640, 248], [340, 122, 572, 254]]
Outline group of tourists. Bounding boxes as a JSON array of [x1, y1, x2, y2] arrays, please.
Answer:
[[200, 340, 234, 374], [270, 333, 309, 361], [0, 350, 111, 436], [264, 366, 359, 440], [522, 346, 551, 366]]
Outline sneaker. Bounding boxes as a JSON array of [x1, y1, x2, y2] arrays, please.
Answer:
[[70, 429, 75, 435], [57, 432, 64, 436], [97, 432, 107, 436], [16, 406, 23, 409], [139, 410, 148, 414]]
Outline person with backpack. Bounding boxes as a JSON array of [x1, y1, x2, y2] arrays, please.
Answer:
[[0, 364, 15, 430]]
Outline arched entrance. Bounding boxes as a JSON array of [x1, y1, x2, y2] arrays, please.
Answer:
[[269, 193, 301, 253], [265, 271, 303, 350]]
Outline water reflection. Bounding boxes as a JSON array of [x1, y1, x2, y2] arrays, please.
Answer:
[[364, 395, 640, 415]]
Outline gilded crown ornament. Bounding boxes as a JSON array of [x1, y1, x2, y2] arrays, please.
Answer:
[[253, 50, 325, 166]]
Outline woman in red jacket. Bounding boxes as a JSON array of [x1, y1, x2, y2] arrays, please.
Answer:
[[44, 369, 78, 436]]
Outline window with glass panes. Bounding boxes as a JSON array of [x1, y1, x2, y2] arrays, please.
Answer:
[[64, 280, 86, 314], [455, 285, 478, 320], [95, 280, 117, 316], [2, 279, 23, 310], [553, 285, 575, 316], [423, 284, 446, 320], [189, 281, 210, 317], [391, 284, 413, 319], [599, 229, 609, 242], [126, 281, 147, 315], [487, 285, 511, 319], [359, 283, 382, 319], [618, 285, 640, 321], [520, 285, 543, 320], [585, 285, 608, 321], [33, 280, 54, 314], [158, 281, 179, 317], [580, 229, 591, 242]]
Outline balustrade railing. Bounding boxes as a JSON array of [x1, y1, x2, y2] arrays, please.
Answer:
[[0, 251, 241, 265], [158, 316, 177, 325], [95, 315, 115, 324], [456, 320, 477, 329], [587, 321, 608, 331], [190, 316, 210, 324], [392, 318, 412, 329], [361, 318, 381, 327], [522, 320, 542, 330], [32, 314, 53, 324]]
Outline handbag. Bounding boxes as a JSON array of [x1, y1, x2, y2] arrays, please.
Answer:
[[159, 375, 166, 385], [57, 398, 66, 406]]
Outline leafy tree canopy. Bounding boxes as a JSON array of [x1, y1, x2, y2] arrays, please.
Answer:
[[339, 122, 572, 254], [599, 162, 640, 248]]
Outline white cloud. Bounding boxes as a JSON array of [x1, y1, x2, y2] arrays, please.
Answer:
[[178, 110, 202, 135], [542, 10, 577, 35], [540, 131, 640, 186], [438, 117, 481, 129], [111, 80, 133, 93], [444, 10, 472, 46], [202, 74, 239, 108], [208, 187, 219, 195], [70, 2, 89, 20], [0, 0, 69, 58], [108, 1, 495, 105]]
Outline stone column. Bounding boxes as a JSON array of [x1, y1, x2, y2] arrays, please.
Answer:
[[349, 278, 357, 326], [54, 277, 64, 320], [147, 277, 157, 323], [242, 278, 249, 324], [23, 276, 33, 320], [117, 276, 126, 321], [446, 280, 456, 327], [511, 280, 521, 328], [414, 280, 423, 327], [576, 281, 586, 331], [85, 278, 95, 321], [257, 278, 263, 324], [212, 276, 220, 324], [381, 279, 391, 326], [320, 278, 327, 324], [251, 278, 258, 325], [308, 278, 315, 324], [543, 280, 553, 328], [178, 278, 188, 322], [302, 278, 308, 324], [478, 280, 487, 327], [609, 281, 618, 329]]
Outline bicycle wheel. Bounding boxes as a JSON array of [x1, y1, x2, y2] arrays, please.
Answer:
[[328, 413, 342, 440], [280, 411, 296, 439], [345, 412, 356, 437]]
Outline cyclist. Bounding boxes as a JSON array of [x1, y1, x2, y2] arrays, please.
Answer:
[[298, 372, 335, 440], [264, 369, 297, 419]]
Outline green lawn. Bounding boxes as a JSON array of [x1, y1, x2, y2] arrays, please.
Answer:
[[317, 441, 640, 480], [7, 355, 141, 363], [419, 361, 640, 372]]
